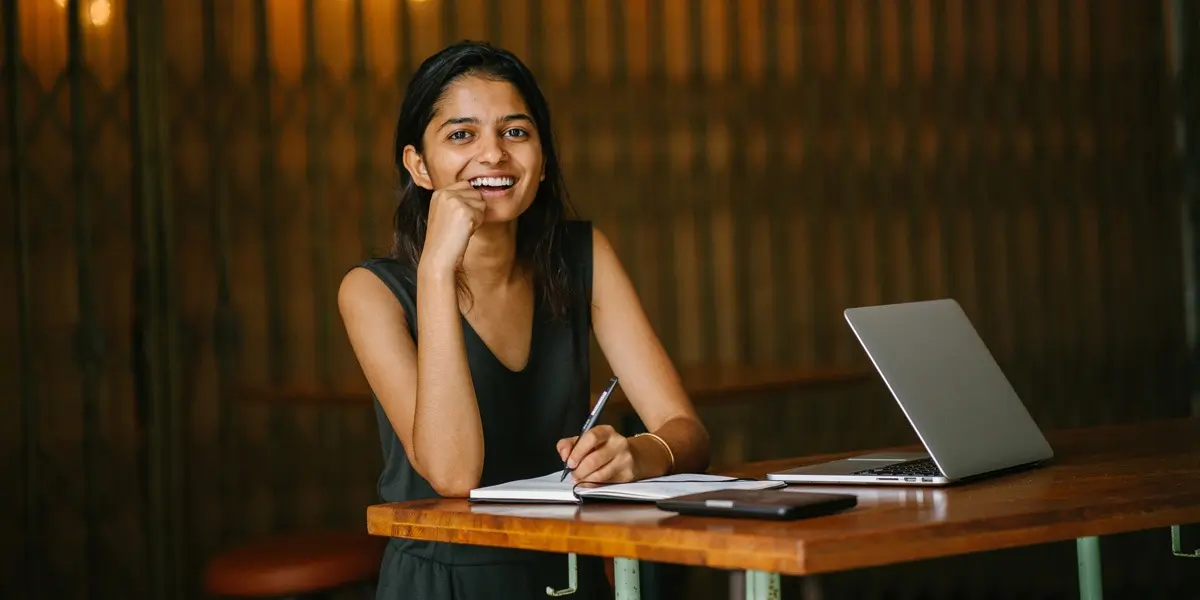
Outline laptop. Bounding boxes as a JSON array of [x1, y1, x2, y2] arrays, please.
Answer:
[[767, 299, 1054, 487]]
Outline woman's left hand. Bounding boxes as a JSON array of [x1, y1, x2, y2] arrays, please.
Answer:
[[557, 425, 642, 484]]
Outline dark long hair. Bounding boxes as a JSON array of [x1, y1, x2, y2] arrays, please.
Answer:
[[391, 40, 576, 319]]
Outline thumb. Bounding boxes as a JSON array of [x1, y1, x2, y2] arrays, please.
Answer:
[[557, 437, 578, 460]]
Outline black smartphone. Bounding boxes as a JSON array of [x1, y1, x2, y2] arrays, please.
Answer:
[[656, 489, 858, 520]]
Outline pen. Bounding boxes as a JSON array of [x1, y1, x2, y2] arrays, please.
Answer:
[[560, 376, 620, 482]]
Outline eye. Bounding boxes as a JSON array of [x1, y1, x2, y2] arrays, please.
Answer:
[[448, 130, 472, 141], [503, 128, 529, 139]]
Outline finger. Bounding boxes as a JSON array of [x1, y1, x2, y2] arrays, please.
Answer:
[[576, 434, 626, 481], [456, 185, 484, 200], [581, 456, 625, 484], [461, 196, 487, 213], [572, 433, 621, 480], [450, 189, 486, 215], [591, 425, 617, 438], [572, 446, 616, 482], [431, 183, 471, 205], [565, 428, 608, 470], [556, 437, 578, 461]]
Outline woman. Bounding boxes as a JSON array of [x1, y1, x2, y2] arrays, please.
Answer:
[[339, 40, 710, 599]]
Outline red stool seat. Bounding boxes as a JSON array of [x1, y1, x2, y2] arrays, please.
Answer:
[[204, 531, 387, 597]]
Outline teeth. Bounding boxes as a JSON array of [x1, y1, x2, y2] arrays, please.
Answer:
[[470, 176, 515, 188]]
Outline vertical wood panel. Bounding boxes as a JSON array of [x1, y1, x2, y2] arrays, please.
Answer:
[[794, 0, 825, 366], [832, 0, 860, 364], [67, 2, 101, 591], [4, 2, 41, 597], [4, 2, 1195, 599]]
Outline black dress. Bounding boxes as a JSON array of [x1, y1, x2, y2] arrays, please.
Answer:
[[358, 221, 612, 599]]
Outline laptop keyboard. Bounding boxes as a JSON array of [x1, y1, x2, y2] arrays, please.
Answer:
[[851, 457, 943, 477]]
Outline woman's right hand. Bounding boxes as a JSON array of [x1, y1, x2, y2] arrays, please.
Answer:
[[420, 180, 487, 275]]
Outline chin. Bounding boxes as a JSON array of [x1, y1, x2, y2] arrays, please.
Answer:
[[481, 206, 523, 225], [483, 198, 535, 224]]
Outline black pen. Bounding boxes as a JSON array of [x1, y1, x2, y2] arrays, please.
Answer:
[[561, 376, 620, 482]]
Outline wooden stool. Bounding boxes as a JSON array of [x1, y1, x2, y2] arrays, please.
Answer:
[[204, 531, 387, 598]]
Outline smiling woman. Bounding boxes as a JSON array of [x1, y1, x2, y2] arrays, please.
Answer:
[[336, 40, 710, 600]]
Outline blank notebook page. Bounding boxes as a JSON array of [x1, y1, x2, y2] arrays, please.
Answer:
[[468, 472, 581, 503], [469, 472, 785, 504]]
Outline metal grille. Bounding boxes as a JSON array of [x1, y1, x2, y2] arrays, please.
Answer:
[[3, 1, 1196, 599]]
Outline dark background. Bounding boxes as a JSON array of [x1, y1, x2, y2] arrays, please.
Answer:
[[3, 0, 1199, 598]]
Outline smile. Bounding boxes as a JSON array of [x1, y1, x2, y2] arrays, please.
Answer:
[[469, 176, 515, 191]]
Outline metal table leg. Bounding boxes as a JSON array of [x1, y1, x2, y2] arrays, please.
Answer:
[[547, 553, 579, 596], [1076, 536, 1103, 600], [745, 570, 781, 600], [1171, 524, 1200, 558], [614, 557, 641, 600]]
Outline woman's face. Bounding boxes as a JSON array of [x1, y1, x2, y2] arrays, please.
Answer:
[[403, 75, 545, 224]]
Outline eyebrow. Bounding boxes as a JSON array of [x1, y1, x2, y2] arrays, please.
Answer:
[[437, 113, 534, 131]]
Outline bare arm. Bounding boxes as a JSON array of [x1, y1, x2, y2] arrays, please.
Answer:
[[560, 227, 710, 481], [338, 266, 484, 497]]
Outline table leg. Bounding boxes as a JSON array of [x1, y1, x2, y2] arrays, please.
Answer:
[[1171, 524, 1200, 558], [546, 553, 579, 597], [614, 557, 641, 600], [745, 570, 781, 600], [1076, 536, 1103, 600]]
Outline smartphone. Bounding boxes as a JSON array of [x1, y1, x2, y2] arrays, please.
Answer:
[[656, 489, 858, 520]]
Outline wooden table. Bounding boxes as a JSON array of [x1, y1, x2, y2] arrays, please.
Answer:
[[240, 363, 869, 412], [366, 418, 1200, 600]]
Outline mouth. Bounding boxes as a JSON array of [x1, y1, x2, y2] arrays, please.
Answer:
[[469, 175, 516, 193]]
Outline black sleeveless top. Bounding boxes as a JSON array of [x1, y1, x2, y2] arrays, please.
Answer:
[[359, 221, 611, 599]]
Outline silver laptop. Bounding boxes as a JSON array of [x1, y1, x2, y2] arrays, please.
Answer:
[[767, 299, 1054, 486]]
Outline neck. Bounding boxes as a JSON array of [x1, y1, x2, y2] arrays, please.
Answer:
[[461, 220, 520, 288]]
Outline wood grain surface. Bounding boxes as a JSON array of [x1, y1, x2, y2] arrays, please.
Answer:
[[366, 418, 1200, 576]]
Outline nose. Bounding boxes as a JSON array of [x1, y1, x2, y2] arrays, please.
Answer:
[[476, 132, 506, 165]]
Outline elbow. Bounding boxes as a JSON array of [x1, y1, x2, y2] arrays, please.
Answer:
[[414, 455, 482, 498], [410, 430, 485, 498], [427, 473, 480, 498]]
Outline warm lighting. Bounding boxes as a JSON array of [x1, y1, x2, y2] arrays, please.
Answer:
[[52, 0, 112, 27], [88, 0, 112, 27]]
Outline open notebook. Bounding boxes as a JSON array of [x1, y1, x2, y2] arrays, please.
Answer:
[[469, 472, 786, 504]]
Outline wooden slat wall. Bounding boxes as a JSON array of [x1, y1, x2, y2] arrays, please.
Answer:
[[1, 0, 1195, 599]]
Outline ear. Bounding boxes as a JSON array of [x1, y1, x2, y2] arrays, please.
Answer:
[[402, 145, 434, 190]]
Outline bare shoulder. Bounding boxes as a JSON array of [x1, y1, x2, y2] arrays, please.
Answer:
[[590, 224, 620, 271], [588, 223, 641, 315], [338, 266, 407, 325]]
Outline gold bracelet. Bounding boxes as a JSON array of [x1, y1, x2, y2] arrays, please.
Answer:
[[635, 432, 675, 475]]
